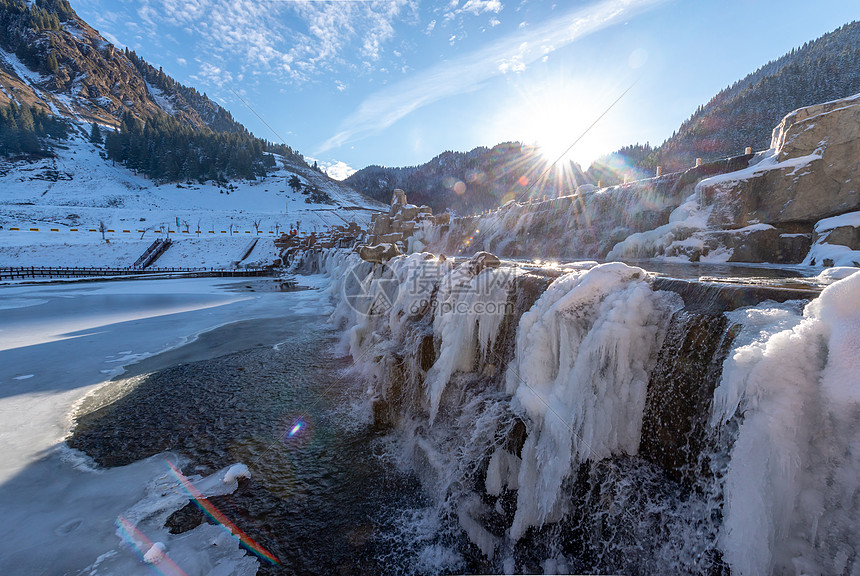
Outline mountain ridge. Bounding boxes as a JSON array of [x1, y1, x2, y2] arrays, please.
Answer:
[[347, 19, 860, 213]]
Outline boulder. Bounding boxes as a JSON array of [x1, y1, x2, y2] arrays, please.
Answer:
[[467, 251, 501, 275], [821, 225, 860, 250], [720, 226, 780, 263], [391, 189, 407, 206], [778, 233, 813, 263], [400, 204, 419, 221], [701, 94, 860, 228], [358, 243, 401, 263], [380, 232, 403, 244], [372, 214, 391, 236]]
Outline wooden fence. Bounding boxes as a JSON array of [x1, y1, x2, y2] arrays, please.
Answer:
[[0, 266, 276, 281]]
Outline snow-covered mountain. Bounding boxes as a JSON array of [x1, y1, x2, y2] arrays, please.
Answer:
[[1, 0, 255, 135], [0, 127, 384, 267], [0, 0, 385, 268]]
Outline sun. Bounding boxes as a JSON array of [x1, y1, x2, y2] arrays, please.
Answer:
[[492, 74, 623, 171], [502, 83, 593, 168]]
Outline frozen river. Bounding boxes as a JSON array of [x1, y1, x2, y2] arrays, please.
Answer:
[[0, 276, 336, 575]]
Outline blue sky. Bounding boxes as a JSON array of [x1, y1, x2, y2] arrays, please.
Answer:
[[70, 0, 859, 179]]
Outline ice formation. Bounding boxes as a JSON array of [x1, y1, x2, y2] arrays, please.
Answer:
[[505, 263, 680, 538], [714, 271, 860, 575], [296, 247, 860, 574]]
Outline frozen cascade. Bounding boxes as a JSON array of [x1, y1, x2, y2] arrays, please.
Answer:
[[713, 271, 860, 576], [291, 248, 859, 575], [425, 262, 518, 422], [504, 262, 682, 539]]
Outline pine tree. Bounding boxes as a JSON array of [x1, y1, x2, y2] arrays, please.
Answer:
[[45, 51, 58, 75], [88, 122, 102, 144]]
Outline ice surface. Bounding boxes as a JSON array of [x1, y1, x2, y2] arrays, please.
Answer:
[[307, 248, 860, 572], [0, 276, 332, 575], [425, 263, 517, 422]]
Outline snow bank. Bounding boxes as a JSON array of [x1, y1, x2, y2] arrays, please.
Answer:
[[802, 210, 860, 267], [0, 128, 383, 268], [816, 266, 859, 285], [223, 463, 251, 484], [814, 210, 860, 232]]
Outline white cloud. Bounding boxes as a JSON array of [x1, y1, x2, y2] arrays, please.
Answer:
[[190, 61, 233, 88], [318, 0, 667, 153], [322, 160, 357, 181], [100, 30, 125, 49], [489, 17, 501, 26], [461, 0, 503, 15], [176, 57, 187, 66], [125, 0, 411, 88], [444, 0, 502, 21]]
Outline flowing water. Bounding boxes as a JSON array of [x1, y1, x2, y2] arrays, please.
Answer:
[[69, 258, 860, 575]]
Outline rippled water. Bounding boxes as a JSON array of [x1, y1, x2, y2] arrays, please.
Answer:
[[69, 315, 471, 575]]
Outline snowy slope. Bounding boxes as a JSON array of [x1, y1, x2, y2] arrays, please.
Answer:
[[0, 128, 385, 268]]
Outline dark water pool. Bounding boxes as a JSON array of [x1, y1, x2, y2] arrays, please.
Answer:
[[68, 318, 454, 575]]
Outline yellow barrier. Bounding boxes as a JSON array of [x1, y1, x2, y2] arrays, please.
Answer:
[[4, 226, 292, 237]]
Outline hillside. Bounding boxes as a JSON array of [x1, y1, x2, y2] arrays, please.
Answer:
[[0, 0, 256, 136], [0, 126, 384, 268], [0, 0, 386, 268], [345, 142, 587, 215], [0, 0, 314, 184], [594, 20, 860, 176]]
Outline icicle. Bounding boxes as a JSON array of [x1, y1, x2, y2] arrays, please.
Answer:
[[505, 262, 680, 539]]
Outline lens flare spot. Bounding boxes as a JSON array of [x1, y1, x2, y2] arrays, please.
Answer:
[[289, 422, 303, 437], [518, 175, 529, 186], [453, 181, 466, 195], [166, 460, 280, 565]]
